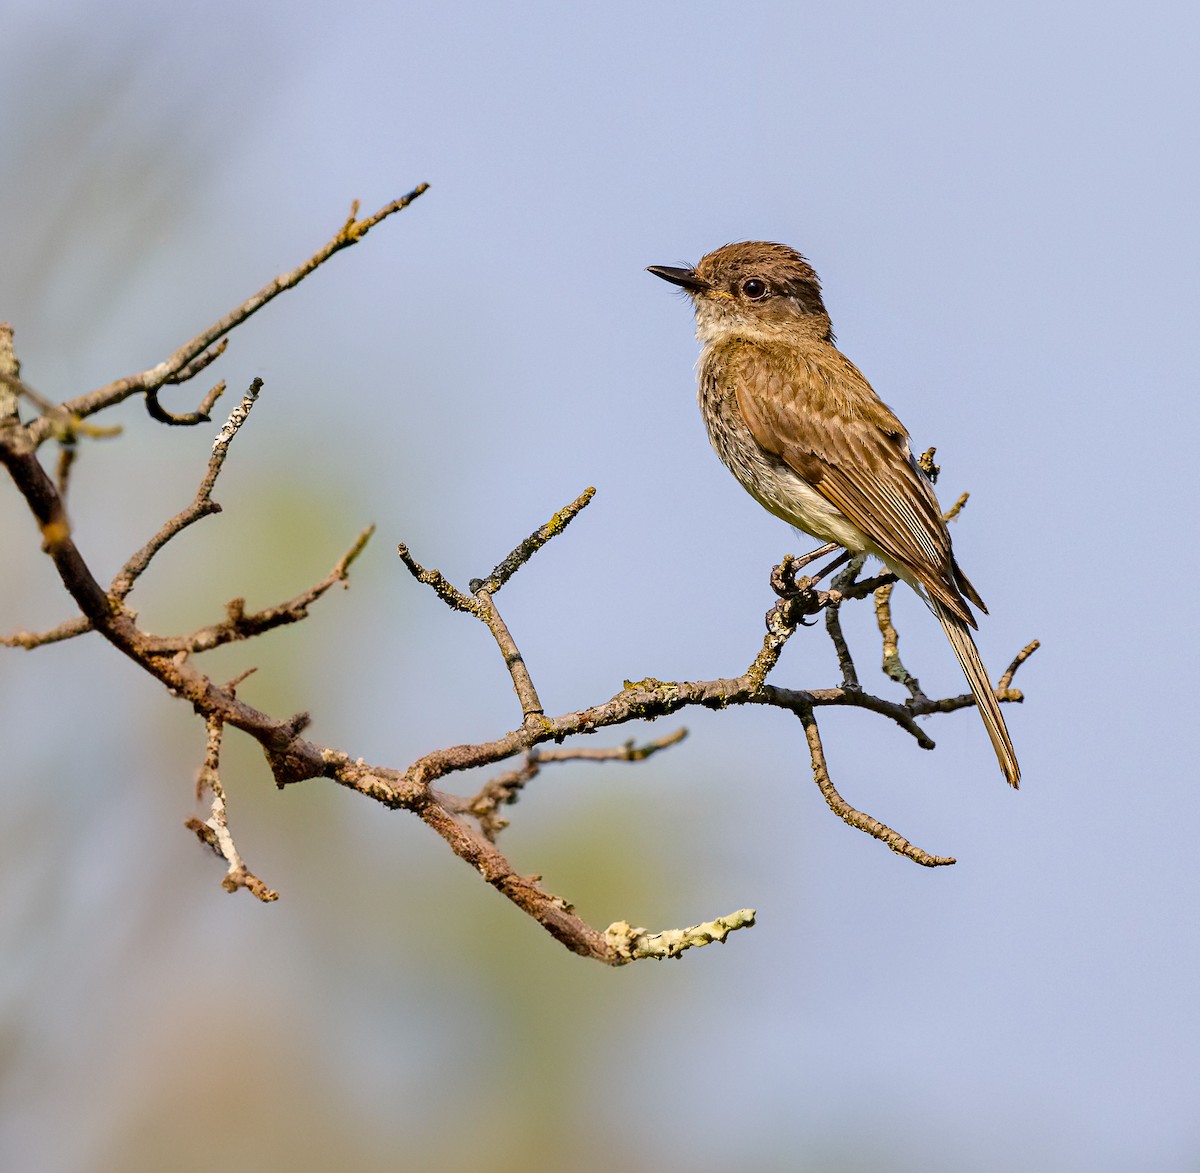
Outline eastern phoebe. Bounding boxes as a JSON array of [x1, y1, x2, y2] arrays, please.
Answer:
[[648, 241, 1019, 787]]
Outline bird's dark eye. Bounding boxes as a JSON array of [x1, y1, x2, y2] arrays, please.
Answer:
[[741, 278, 768, 300]]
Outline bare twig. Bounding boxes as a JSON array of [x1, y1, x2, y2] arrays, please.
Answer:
[[110, 380, 261, 601], [839, 571, 898, 601], [144, 377, 225, 426], [778, 541, 839, 578], [54, 439, 77, 499], [461, 729, 689, 840], [997, 638, 1040, 695], [824, 555, 867, 690], [166, 338, 228, 383], [874, 581, 929, 703], [797, 705, 955, 868], [27, 185, 429, 445], [1, 615, 92, 649], [474, 591, 544, 722], [533, 730, 689, 765], [160, 524, 375, 654]]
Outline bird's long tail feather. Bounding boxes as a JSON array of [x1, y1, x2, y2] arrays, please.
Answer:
[[932, 599, 1020, 788]]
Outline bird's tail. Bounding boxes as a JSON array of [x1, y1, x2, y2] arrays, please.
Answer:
[[932, 599, 1020, 788]]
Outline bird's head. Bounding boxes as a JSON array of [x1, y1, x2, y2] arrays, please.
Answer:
[[648, 241, 832, 345]]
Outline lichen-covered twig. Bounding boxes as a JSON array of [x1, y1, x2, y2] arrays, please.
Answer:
[[943, 490, 969, 524], [396, 543, 477, 613], [185, 712, 278, 902], [606, 909, 757, 962], [469, 486, 595, 596], [0, 323, 20, 426]]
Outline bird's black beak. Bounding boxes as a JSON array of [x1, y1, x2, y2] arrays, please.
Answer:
[[646, 264, 709, 293]]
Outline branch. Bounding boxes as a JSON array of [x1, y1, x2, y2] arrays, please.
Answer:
[[27, 185, 429, 444], [468, 486, 595, 595], [185, 709, 278, 902], [824, 554, 867, 690], [2, 204, 1040, 966], [1, 615, 91, 649], [606, 909, 757, 961], [161, 524, 375, 655], [874, 581, 929, 703], [459, 729, 689, 840], [144, 376, 226, 427], [797, 704, 955, 867], [4, 403, 1032, 958], [110, 379, 261, 600], [998, 639, 1040, 693]]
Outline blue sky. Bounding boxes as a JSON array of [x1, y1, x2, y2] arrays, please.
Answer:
[[2, 3, 1198, 1169]]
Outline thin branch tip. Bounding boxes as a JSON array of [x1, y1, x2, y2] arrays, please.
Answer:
[[31, 184, 428, 443], [998, 638, 1040, 691], [471, 486, 596, 596]]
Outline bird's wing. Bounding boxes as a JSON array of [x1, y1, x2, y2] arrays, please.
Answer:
[[728, 341, 979, 624]]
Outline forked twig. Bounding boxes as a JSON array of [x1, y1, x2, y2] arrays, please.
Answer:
[[185, 711, 278, 902], [458, 729, 689, 840]]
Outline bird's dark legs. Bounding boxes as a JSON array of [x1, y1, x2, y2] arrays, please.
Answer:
[[787, 541, 840, 573], [769, 543, 854, 628], [803, 549, 851, 587]]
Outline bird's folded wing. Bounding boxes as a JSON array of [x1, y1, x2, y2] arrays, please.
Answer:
[[730, 343, 976, 625]]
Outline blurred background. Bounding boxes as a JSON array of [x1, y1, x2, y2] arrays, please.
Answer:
[[2, 2, 1197, 1169]]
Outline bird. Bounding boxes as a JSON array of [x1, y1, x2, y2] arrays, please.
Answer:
[[648, 241, 1019, 787]]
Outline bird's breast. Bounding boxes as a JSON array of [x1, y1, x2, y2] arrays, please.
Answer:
[[696, 344, 872, 553]]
